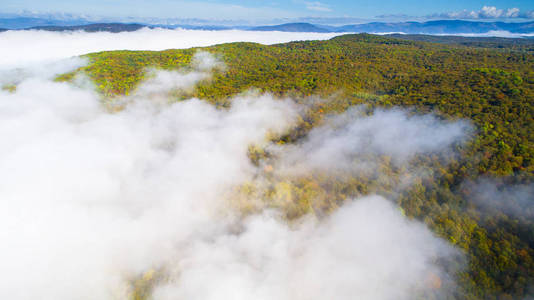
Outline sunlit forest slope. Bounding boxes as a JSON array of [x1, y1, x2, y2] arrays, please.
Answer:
[[59, 33, 534, 299]]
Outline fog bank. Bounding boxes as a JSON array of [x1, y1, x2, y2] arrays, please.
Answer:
[[0, 43, 470, 299], [0, 28, 343, 69]]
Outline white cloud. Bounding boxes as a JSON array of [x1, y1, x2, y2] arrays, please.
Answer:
[[0, 28, 343, 69], [431, 6, 533, 19], [153, 196, 459, 300], [0, 31, 467, 299], [0, 62, 463, 299], [465, 179, 534, 219], [274, 107, 471, 175], [0, 65, 300, 299], [481, 6, 520, 18], [305, 1, 332, 12]]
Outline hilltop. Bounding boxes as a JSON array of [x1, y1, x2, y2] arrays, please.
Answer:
[[250, 22, 331, 33], [52, 33, 534, 299]]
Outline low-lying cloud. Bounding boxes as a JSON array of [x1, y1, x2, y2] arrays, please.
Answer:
[[275, 107, 470, 175], [154, 196, 459, 300], [0, 28, 343, 69], [0, 37, 471, 299], [133, 51, 223, 100], [0, 65, 300, 299], [464, 178, 534, 219]]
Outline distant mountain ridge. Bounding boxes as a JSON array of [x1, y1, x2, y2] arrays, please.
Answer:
[[0, 17, 90, 29], [252, 20, 534, 34], [250, 22, 330, 33], [29, 23, 145, 32], [1, 18, 533, 35], [339, 20, 534, 34]]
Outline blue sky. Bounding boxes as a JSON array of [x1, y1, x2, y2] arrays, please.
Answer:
[[2, 0, 534, 21]]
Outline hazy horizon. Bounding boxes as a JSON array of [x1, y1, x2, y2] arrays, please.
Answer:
[[1, 1, 533, 25]]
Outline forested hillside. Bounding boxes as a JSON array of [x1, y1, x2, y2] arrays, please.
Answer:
[[385, 34, 534, 51], [58, 33, 534, 299]]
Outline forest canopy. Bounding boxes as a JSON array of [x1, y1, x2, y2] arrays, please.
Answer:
[[57, 33, 534, 299]]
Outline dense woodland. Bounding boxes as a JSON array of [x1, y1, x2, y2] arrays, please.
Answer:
[[386, 34, 534, 52], [56, 34, 534, 299]]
